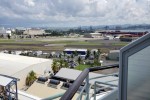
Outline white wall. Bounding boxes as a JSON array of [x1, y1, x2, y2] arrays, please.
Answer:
[[12, 60, 52, 89], [108, 52, 119, 61], [24, 29, 45, 35]]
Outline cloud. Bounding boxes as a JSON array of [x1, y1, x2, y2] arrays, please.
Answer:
[[0, 0, 149, 27], [24, 0, 35, 7]]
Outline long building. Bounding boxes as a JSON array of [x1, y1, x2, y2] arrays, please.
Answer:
[[0, 53, 52, 88], [64, 48, 87, 56], [23, 29, 45, 35], [100, 31, 147, 37], [84, 33, 102, 38]]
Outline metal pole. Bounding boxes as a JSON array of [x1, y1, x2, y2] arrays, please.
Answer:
[[60, 69, 89, 100], [78, 87, 84, 100], [94, 82, 96, 100], [77, 84, 87, 100], [85, 74, 89, 100], [15, 80, 18, 100], [80, 93, 83, 100], [8, 85, 11, 100]]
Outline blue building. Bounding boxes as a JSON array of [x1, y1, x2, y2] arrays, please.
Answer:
[[64, 48, 87, 56]]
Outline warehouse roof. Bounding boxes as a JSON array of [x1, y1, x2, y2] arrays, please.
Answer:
[[55, 68, 118, 85], [110, 50, 120, 53], [64, 48, 87, 52], [0, 75, 13, 86], [0, 53, 51, 76], [90, 33, 101, 35]]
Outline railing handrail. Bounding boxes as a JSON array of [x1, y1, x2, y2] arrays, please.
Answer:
[[89, 64, 119, 72], [60, 64, 119, 100], [60, 69, 89, 100], [42, 92, 64, 100], [89, 73, 118, 80]]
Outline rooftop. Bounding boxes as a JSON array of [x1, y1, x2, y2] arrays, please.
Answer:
[[26, 81, 66, 98], [55, 68, 118, 85], [90, 33, 101, 35], [64, 48, 87, 52], [110, 50, 120, 53], [0, 75, 13, 86], [0, 53, 51, 76]]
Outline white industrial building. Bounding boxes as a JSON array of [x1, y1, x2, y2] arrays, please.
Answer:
[[0, 27, 11, 36], [23, 29, 45, 35], [107, 50, 119, 61], [0, 53, 52, 89], [84, 33, 102, 38]]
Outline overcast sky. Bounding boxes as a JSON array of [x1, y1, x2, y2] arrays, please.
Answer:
[[0, 0, 150, 27]]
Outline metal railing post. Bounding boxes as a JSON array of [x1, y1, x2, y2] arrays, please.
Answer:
[[8, 84, 11, 100], [60, 69, 89, 100], [15, 80, 18, 100], [94, 82, 96, 100], [60, 64, 119, 100], [85, 73, 90, 100]]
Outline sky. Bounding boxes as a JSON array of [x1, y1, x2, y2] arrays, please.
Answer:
[[0, 0, 150, 27]]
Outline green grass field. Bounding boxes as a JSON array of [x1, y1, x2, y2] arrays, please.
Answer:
[[0, 38, 128, 46], [0, 38, 128, 51], [75, 64, 91, 71]]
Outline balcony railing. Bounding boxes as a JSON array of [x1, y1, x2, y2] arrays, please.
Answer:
[[60, 64, 119, 100], [42, 64, 119, 100]]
